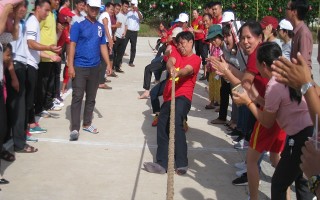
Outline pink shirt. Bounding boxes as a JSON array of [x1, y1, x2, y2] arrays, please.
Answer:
[[264, 76, 313, 135]]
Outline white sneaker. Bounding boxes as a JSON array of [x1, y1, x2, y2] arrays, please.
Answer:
[[49, 105, 62, 111], [53, 98, 64, 107], [234, 139, 249, 150], [236, 168, 247, 177], [235, 161, 246, 170]]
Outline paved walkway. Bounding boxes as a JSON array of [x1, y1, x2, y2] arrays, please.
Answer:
[[0, 37, 319, 200]]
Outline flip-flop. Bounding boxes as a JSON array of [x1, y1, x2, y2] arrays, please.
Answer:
[[83, 125, 99, 134], [15, 144, 38, 153]]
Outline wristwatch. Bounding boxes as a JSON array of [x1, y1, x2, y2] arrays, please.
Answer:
[[308, 175, 320, 195], [301, 82, 315, 95]]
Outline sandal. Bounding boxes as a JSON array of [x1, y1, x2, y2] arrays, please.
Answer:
[[83, 125, 99, 134], [15, 144, 38, 153], [175, 167, 188, 175], [0, 150, 15, 162]]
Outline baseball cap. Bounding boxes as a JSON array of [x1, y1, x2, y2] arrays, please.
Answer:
[[260, 16, 279, 30], [278, 19, 293, 31], [206, 25, 223, 41], [131, 0, 138, 5], [87, 0, 101, 8], [221, 11, 235, 23], [177, 13, 189, 23], [171, 27, 183, 37], [58, 7, 75, 23]]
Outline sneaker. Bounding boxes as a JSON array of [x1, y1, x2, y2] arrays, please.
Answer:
[[29, 126, 47, 134], [34, 122, 47, 131], [39, 110, 51, 118], [232, 172, 248, 186], [152, 115, 159, 127], [56, 96, 64, 103], [234, 161, 246, 170], [26, 136, 38, 142], [234, 139, 249, 150], [49, 105, 62, 111], [70, 130, 79, 141], [53, 98, 64, 107], [236, 168, 247, 177], [232, 135, 244, 144]]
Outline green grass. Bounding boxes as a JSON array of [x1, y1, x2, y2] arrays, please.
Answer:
[[139, 23, 158, 37]]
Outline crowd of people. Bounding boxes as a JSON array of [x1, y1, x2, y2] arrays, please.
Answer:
[[1, 0, 320, 199]]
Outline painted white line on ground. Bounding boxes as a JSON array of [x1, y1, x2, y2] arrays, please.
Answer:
[[37, 137, 238, 153]]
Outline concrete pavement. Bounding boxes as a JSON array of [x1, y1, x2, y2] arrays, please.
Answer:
[[0, 37, 319, 200]]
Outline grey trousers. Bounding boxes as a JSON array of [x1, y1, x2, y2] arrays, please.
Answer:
[[71, 66, 99, 131]]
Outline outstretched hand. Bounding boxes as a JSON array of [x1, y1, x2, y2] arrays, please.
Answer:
[[271, 52, 312, 89], [209, 56, 229, 76]]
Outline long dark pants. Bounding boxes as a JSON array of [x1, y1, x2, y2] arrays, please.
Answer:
[[35, 62, 56, 114], [0, 84, 7, 153], [26, 66, 37, 126], [156, 96, 191, 170], [150, 79, 166, 114], [5, 61, 27, 149], [143, 61, 165, 90], [54, 62, 62, 98], [124, 30, 138, 64], [218, 78, 231, 120], [113, 37, 127, 70], [71, 66, 99, 131], [271, 126, 314, 200]]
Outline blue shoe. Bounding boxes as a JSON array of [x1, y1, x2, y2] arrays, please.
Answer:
[[29, 126, 47, 134]]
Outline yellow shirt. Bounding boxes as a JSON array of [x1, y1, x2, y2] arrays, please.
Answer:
[[40, 11, 57, 62]]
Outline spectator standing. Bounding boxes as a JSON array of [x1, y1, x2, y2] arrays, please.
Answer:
[[211, 2, 223, 25], [191, 10, 205, 66], [123, 0, 142, 67], [112, 0, 129, 73], [277, 19, 294, 60], [68, 0, 112, 141], [71, 0, 86, 25], [286, 0, 313, 68]]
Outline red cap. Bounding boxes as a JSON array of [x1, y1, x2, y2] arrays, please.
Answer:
[[58, 7, 75, 23], [260, 16, 278, 30]]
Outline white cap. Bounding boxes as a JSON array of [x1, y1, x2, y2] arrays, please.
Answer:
[[221, 11, 235, 23], [87, 0, 101, 8], [279, 19, 293, 31], [177, 13, 189, 23], [131, 0, 138, 5], [172, 27, 183, 37]]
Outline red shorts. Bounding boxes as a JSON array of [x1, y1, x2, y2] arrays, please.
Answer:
[[249, 121, 286, 153]]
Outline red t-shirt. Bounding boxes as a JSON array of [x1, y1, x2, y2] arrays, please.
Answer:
[[58, 24, 71, 47], [163, 42, 179, 63], [163, 53, 201, 102], [246, 48, 269, 97], [212, 16, 222, 25], [192, 16, 205, 41]]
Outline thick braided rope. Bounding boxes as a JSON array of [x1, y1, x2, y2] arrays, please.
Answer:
[[166, 71, 175, 200]]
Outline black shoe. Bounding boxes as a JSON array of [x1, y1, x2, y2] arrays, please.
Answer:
[[109, 71, 118, 77], [232, 172, 248, 186], [115, 69, 124, 73], [0, 178, 9, 184], [227, 129, 242, 137], [199, 75, 206, 81]]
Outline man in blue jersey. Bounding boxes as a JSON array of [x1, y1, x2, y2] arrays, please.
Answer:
[[68, 0, 112, 141]]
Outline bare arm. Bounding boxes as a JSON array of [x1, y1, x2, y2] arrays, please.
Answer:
[[102, 17, 113, 48], [68, 42, 76, 78], [100, 44, 112, 75], [0, 4, 13, 34]]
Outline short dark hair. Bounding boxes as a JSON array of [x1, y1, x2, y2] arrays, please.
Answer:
[[121, 0, 129, 6], [175, 31, 195, 47], [289, 0, 309, 20], [105, 2, 114, 8], [203, 13, 212, 20], [239, 20, 263, 39], [211, 1, 222, 7], [2, 43, 12, 53], [114, 3, 121, 7], [35, 0, 50, 8], [278, 26, 294, 38], [222, 23, 232, 36], [75, 0, 86, 5]]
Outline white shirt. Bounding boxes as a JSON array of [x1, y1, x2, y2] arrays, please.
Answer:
[[125, 10, 142, 31], [115, 12, 127, 38], [11, 20, 28, 64], [25, 15, 41, 69], [71, 10, 86, 25], [98, 12, 112, 42]]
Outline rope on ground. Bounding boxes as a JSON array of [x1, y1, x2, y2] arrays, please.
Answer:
[[167, 71, 175, 200]]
